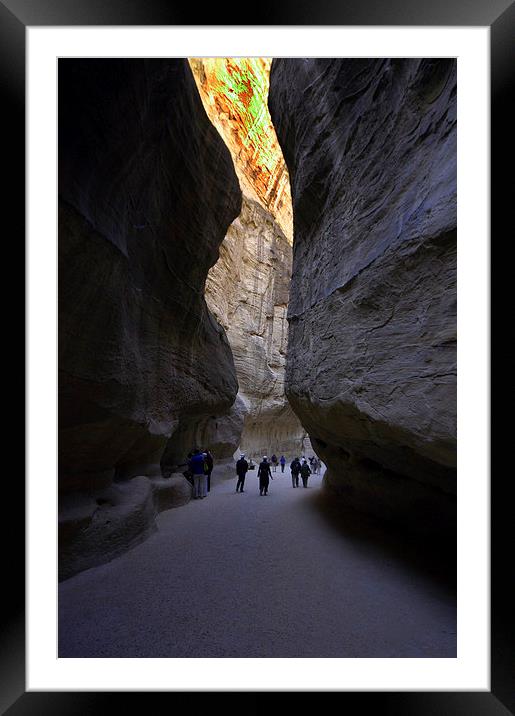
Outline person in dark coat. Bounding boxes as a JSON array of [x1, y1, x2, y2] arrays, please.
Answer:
[[279, 455, 286, 472], [290, 457, 301, 488], [204, 450, 214, 492], [235, 453, 249, 493], [258, 456, 273, 495], [271, 454, 278, 472], [183, 451, 194, 486], [300, 459, 312, 488]]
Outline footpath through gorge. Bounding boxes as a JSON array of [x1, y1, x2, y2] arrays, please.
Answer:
[[59, 465, 456, 658]]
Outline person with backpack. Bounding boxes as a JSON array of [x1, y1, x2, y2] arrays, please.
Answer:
[[290, 457, 301, 488], [258, 456, 273, 495], [279, 455, 286, 473], [300, 458, 312, 488], [235, 453, 249, 493], [271, 454, 278, 472]]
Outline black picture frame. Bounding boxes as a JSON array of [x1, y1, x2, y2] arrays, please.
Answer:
[[5, 0, 508, 712]]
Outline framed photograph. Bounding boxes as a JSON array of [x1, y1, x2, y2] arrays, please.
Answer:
[[5, 0, 508, 711]]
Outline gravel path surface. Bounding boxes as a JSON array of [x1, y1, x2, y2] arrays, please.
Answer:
[[59, 466, 456, 657]]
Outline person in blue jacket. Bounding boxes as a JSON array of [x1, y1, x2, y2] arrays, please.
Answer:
[[188, 448, 208, 499]]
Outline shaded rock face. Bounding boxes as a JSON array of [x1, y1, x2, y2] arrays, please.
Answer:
[[59, 59, 244, 577], [269, 59, 457, 533], [59, 474, 192, 581], [161, 394, 248, 470], [205, 196, 307, 458], [59, 59, 242, 492]]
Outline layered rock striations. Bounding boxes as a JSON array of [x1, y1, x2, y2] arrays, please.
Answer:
[[191, 58, 307, 458], [190, 58, 293, 242], [205, 196, 308, 458], [269, 59, 457, 532], [59, 59, 242, 576]]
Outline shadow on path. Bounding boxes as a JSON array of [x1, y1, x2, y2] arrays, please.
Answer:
[[309, 489, 456, 600]]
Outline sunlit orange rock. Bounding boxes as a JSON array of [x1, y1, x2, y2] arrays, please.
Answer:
[[189, 58, 293, 243]]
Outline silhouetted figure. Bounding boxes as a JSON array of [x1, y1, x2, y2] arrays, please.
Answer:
[[280, 455, 286, 473], [189, 449, 208, 499], [183, 451, 194, 486], [204, 450, 214, 492], [235, 453, 249, 493], [271, 454, 278, 472], [258, 456, 273, 495], [290, 457, 301, 488], [300, 459, 312, 488]]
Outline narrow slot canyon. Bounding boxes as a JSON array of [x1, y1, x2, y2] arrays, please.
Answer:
[[58, 57, 457, 659], [191, 58, 311, 460]]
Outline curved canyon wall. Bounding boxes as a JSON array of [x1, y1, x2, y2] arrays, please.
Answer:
[[269, 59, 457, 533], [59, 59, 242, 577], [189, 58, 293, 242], [191, 58, 308, 459], [205, 195, 308, 458]]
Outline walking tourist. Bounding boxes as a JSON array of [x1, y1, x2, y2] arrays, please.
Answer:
[[280, 455, 286, 473], [258, 456, 273, 495], [271, 454, 278, 472], [235, 453, 249, 493], [290, 457, 301, 488], [300, 459, 312, 488]]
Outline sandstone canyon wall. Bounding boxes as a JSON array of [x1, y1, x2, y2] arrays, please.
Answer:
[[269, 59, 457, 533], [59, 59, 242, 577], [189, 58, 293, 242], [205, 195, 309, 458], [191, 58, 308, 459]]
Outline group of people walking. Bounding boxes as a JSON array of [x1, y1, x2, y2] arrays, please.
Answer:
[[235, 453, 322, 494], [288, 457, 315, 488], [186, 448, 323, 500], [269, 454, 287, 472]]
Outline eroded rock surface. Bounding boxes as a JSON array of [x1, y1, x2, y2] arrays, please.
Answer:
[[190, 58, 306, 458], [59, 474, 192, 581], [269, 59, 457, 532], [205, 196, 308, 458], [59, 59, 242, 574], [190, 58, 293, 242], [59, 59, 241, 488], [161, 394, 249, 471]]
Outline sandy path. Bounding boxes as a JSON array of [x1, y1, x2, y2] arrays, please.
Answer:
[[59, 466, 456, 657]]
